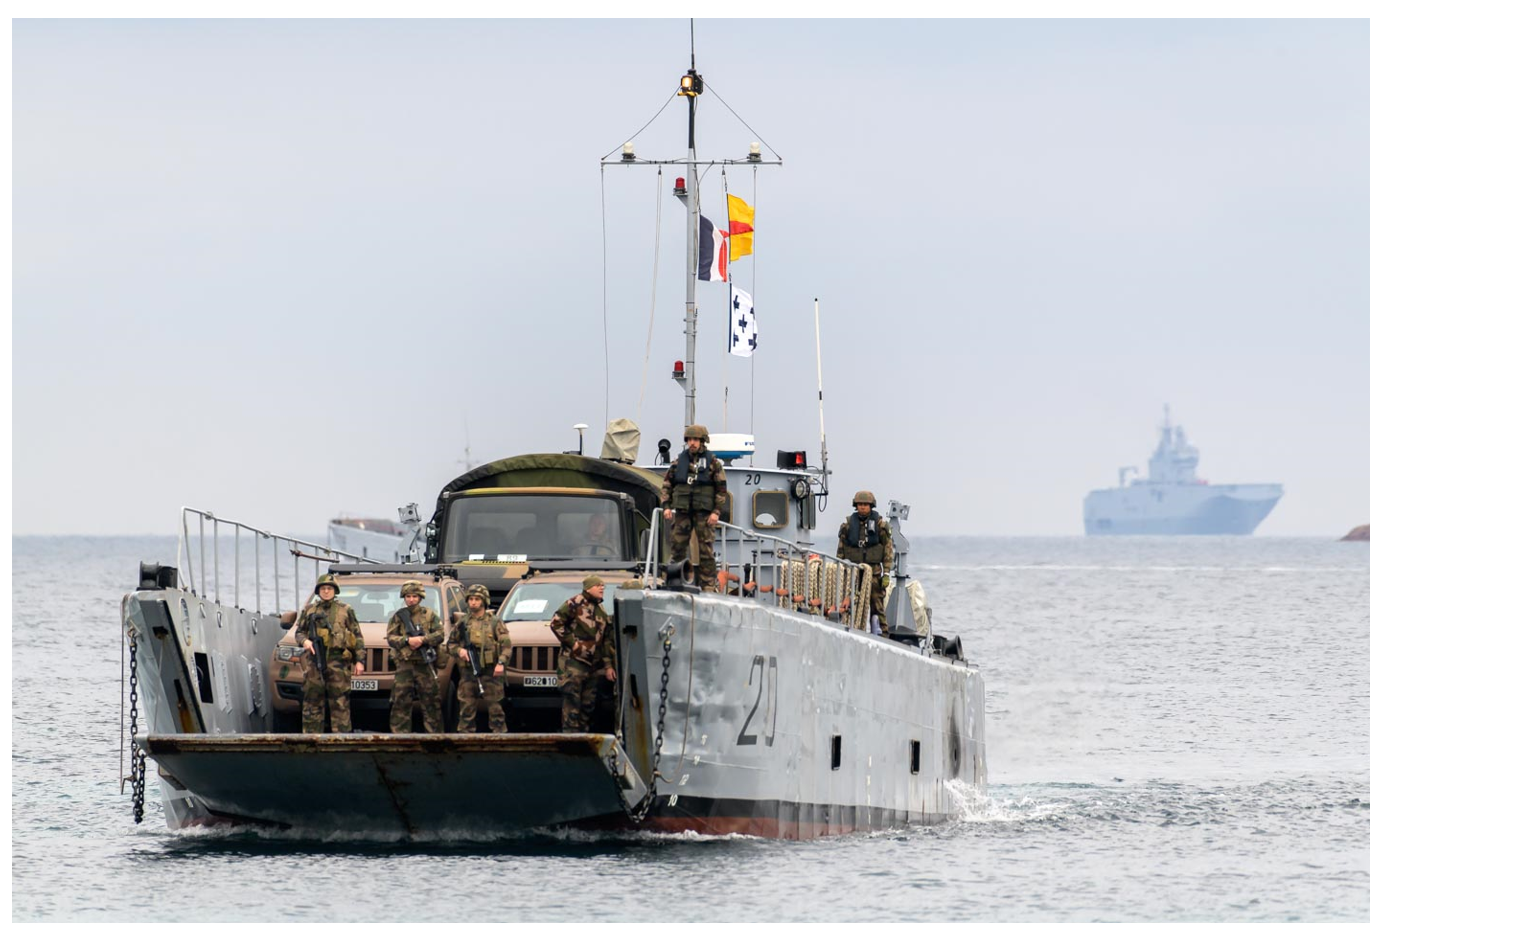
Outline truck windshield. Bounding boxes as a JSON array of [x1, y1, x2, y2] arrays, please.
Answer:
[[442, 495, 625, 561]]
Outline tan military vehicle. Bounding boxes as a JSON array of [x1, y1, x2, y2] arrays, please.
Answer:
[[495, 566, 639, 733], [268, 568, 464, 731]]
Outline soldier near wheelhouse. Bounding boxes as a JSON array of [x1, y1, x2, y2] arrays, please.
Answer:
[[838, 491, 894, 633], [293, 573, 367, 733], [660, 424, 729, 592], [549, 576, 617, 732], [448, 583, 511, 733], [385, 580, 445, 734]]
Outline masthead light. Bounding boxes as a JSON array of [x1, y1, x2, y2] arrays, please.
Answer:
[[748, 142, 762, 162], [621, 142, 636, 162]]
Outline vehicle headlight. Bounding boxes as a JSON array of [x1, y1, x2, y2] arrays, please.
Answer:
[[277, 645, 295, 660]]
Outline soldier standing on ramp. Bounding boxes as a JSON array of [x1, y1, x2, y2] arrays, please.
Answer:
[[838, 491, 894, 634], [660, 424, 729, 592], [386, 580, 445, 733], [293, 573, 366, 733], [449, 584, 511, 733], [549, 576, 617, 732]]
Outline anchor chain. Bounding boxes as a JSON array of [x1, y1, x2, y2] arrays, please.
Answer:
[[127, 629, 147, 824], [625, 622, 675, 822]]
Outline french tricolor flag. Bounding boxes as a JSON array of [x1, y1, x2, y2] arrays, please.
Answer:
[[698, 215, 728, 282]]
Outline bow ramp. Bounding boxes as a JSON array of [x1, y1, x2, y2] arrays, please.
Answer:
[[142, 732, 649, 836]]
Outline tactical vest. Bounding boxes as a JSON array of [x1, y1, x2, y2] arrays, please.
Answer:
[[308, 601, 360, 661], [393, 606, 439, 664], [670, 449, 718, 512], [460, 613, 506, 666], [841, 514, 887, 565]]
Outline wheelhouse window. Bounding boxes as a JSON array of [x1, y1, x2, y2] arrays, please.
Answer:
[[443, 495, 625, 561], [751, 490, 789, 530]]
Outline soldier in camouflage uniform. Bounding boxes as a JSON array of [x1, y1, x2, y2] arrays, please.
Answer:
[[386, 580, 445, 733], [448, 583, 510, 733], [660, 424, 729, 592], [549, 575, 617, 732], [838, 491, 894, 634], [293, 573, 367, 733]]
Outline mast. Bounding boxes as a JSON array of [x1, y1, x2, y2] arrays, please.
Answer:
[[599, 29, 780, 433], [679, 45, 704, 427]]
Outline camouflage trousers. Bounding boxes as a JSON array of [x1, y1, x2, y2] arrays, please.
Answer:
[[670, 512, 718, 591], [456, 671, 507, 733], [389, 662, 443, 734], [560, 663, 610, 732], [869, 566, 889, 630], [302, 659, 354, 733]]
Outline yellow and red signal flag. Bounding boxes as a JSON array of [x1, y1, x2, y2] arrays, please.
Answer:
[[726, 194, 755, 262]]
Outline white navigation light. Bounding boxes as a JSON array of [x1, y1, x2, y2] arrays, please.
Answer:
[[622, 141, 636, 162], [748, 141, 762, 162]]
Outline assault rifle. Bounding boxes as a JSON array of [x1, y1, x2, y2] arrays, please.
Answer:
[[401, 608, 439, 682], [456, 618, 484, 697], [302, 610, 328, 673]]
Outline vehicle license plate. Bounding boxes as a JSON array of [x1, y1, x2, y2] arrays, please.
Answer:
[[351, 678, 379, 692], [523, 675, 558, 687]]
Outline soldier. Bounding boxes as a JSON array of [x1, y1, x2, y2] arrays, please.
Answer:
[[659, 424, 728, 592], [293, 573, 366, 733], [386, 580, 445, 733], [838, 491, 894, 634], [549, 575, 617, 732], [573, 513, 619, 557], [448, 583, 511, 733]]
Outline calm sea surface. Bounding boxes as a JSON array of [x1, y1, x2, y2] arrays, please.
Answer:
[[11, 535, 1369, 922]]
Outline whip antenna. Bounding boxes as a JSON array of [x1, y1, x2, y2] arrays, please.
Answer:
[[814, 298, 830, 510]]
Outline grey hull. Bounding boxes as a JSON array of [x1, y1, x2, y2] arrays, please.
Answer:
[[125, 584, 986, 839]]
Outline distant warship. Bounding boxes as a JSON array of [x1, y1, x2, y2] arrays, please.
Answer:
[[1084, 406, 1282, 535]]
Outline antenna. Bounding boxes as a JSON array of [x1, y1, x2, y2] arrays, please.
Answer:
[[814, 298, 830, 509]]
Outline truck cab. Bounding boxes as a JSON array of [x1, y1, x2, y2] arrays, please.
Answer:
[[423, 453, 665, 605]]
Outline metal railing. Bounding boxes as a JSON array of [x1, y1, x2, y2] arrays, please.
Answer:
[[175, 507, 377, 615], [642, 517, 880, 630]]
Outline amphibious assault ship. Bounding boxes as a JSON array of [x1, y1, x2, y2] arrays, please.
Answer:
[[118, 52, 986, 839], [1083, 406, 1283, 535]]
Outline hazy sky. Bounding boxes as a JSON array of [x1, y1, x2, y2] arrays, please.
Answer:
[[12, 18, 1367, 536]]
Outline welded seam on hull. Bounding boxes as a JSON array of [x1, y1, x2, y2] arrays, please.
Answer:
[[372, 758, 418, 838]]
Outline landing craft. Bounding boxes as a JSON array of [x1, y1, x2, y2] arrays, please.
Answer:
[[120, 50, 987, 839]]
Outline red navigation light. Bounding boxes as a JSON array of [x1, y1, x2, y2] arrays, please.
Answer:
[[675, 177, 685, 189], [672, 360, 685, 379], [778, 450, 808, 469]]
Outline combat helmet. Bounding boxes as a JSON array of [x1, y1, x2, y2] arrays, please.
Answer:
[[465, 583, 492, 604], [400, 580, 426, 598], [683, 424, 710, 442], [853, 490, 877, 507], [315, 573, 341, 595]]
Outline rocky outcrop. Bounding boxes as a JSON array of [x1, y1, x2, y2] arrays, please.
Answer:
[[1340, 524, 1370, 542]]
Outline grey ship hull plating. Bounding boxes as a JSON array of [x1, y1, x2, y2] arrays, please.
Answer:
[[124, 586, 985, 838], [1083, 482, 1283, 535]]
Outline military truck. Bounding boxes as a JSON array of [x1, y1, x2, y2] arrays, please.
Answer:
[[422, 454, 667, 605]]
